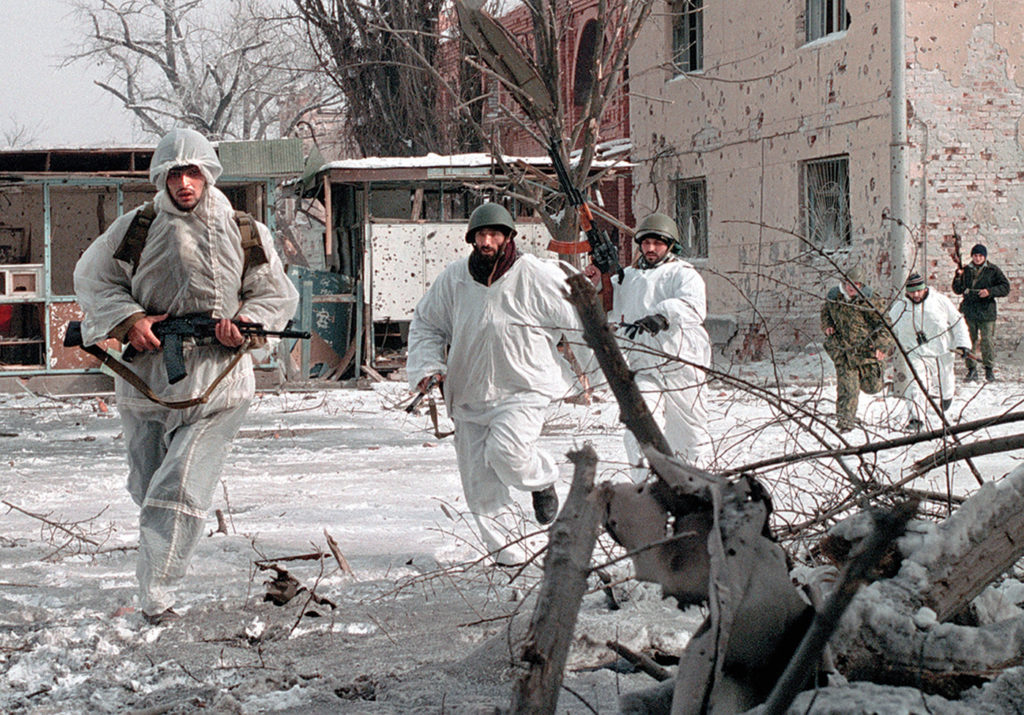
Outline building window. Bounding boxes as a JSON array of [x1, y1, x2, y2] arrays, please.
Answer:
[[671, 0, 703, 75], [674, 178, 708, 259], [806, 0, 849, 43], [802, 155, 850, 250]]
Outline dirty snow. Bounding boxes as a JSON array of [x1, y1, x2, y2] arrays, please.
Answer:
[[2, 350, 1024, 713]]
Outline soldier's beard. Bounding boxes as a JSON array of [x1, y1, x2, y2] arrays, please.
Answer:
[[473, 247, 499, 269]]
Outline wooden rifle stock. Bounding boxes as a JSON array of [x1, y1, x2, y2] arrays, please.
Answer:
[[952, 224, 964, 270]]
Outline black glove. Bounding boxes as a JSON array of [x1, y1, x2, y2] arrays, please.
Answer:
[[956, 346, 969, 358], [623, 314, 669, 340]]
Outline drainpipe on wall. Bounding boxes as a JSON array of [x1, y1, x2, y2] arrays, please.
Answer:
[[890, 0, 909, 287]]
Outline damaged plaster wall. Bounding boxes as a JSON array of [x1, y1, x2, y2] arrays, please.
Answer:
[[369, 222, 557, 322], [629, 0, 894, 357], [906, 2, 1024, 359]]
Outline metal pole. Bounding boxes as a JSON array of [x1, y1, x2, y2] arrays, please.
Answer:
[[890, 0, 909, 286], [301, 278, 313, 379]]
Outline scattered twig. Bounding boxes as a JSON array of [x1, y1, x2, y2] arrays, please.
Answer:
[[606, 640, 672, 681], [2, 499, 101, 547], [213, 509, 229, 535], [324, 528, 354, 577]]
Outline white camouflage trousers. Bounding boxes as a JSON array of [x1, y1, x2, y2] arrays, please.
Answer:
[[452, 392, 558, 565], [124, 401, 249, 615], [895, 351, 957, 421], [624, 370, 711, 480]]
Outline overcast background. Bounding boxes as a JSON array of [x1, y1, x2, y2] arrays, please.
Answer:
[[2, 0, 141, 148]]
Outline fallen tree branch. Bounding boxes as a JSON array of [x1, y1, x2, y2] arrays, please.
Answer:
[[909, 433, 1024, 478], [606, 640, 672, 682], [762, 500, 917, 715], [724, 410, 1024, 476], [253, 551, 326, 566]]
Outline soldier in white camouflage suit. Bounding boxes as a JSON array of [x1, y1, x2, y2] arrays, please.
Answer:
[[888, 272, 971, 432]]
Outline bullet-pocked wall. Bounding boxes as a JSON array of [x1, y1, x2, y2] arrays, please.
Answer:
[[630, 0, 895, 357]]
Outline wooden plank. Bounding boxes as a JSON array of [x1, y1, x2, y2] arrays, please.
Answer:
[[926, 505, 1024, 622]]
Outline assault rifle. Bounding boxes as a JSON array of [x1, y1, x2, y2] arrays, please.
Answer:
[[405, 374, 440, 413], [546, 137, 624, 283], [65, 315, 310, 385], [951, 223, 964, 271]]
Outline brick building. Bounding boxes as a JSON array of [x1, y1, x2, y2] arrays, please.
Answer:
[[630, 1, 1024, 360]]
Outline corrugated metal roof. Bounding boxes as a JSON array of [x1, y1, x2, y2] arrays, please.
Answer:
[[217, 138, 305, 177]]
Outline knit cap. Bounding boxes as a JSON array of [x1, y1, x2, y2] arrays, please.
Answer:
[[905, 272, 926, 293], [971, 243, 987, 257]]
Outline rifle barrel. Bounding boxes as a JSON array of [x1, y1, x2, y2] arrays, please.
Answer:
[[238, 325, 311, 339]]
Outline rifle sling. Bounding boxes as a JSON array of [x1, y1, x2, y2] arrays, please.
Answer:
[[76, 340, 249, 410]]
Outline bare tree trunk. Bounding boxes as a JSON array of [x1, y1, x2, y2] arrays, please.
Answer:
[[564, 273, 671, 456], [510, 445, 602, 714]]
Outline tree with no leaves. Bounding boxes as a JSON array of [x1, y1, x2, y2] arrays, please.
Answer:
[[291, 0, 486, 158], [64, 0, 337, 140], [294, 0, 652, 244]]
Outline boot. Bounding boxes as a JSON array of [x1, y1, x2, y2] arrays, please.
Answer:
[[965, 367, 979, 383], [940, 398, 952, 412], [906, 418, 923, 433], [532, 485, 559, 525], [985, 367, 996, 382]]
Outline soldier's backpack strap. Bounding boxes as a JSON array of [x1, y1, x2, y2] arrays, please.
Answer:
[[233, 210, 269, 274], [111, 202, 269, 276], [112, 202, 157, 271]]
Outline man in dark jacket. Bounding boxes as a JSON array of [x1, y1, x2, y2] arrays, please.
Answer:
[[821, 265, 894, 432], [952, 243, 1010, 382]]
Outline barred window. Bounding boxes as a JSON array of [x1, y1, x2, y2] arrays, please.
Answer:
[[671, 0, 703, 75], [802, 155, 850, 250], [674, 178, 708, 259]]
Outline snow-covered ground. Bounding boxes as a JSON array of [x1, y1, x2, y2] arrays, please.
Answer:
[[2, 351, 1023, 713]]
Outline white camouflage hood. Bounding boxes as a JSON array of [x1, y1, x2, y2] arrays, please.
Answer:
[[149, 128, 223, 192]]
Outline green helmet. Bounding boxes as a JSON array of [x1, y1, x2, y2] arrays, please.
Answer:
[[634, 212, 680, 248], [466, 203, 517, 243], [845, 264, 866, 285]]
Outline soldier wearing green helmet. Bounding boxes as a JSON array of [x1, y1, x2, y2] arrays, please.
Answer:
[[612, 212, 712, 474], [633, 212, 681, 252], [407, 201, 589, 565], [464, 202, 517, 243]]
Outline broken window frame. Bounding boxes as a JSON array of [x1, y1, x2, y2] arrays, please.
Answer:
[[673, 177, 709, 260], [805, 0, 849, 43], [671, 0, 704, 76], [802, 155, 851, 251]]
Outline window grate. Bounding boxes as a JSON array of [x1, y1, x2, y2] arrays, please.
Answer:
[[674, 178, 708, 259], [803, 156, 850, 250]]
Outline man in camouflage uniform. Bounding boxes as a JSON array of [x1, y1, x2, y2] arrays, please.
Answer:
[[821, 265, 894, 432]]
